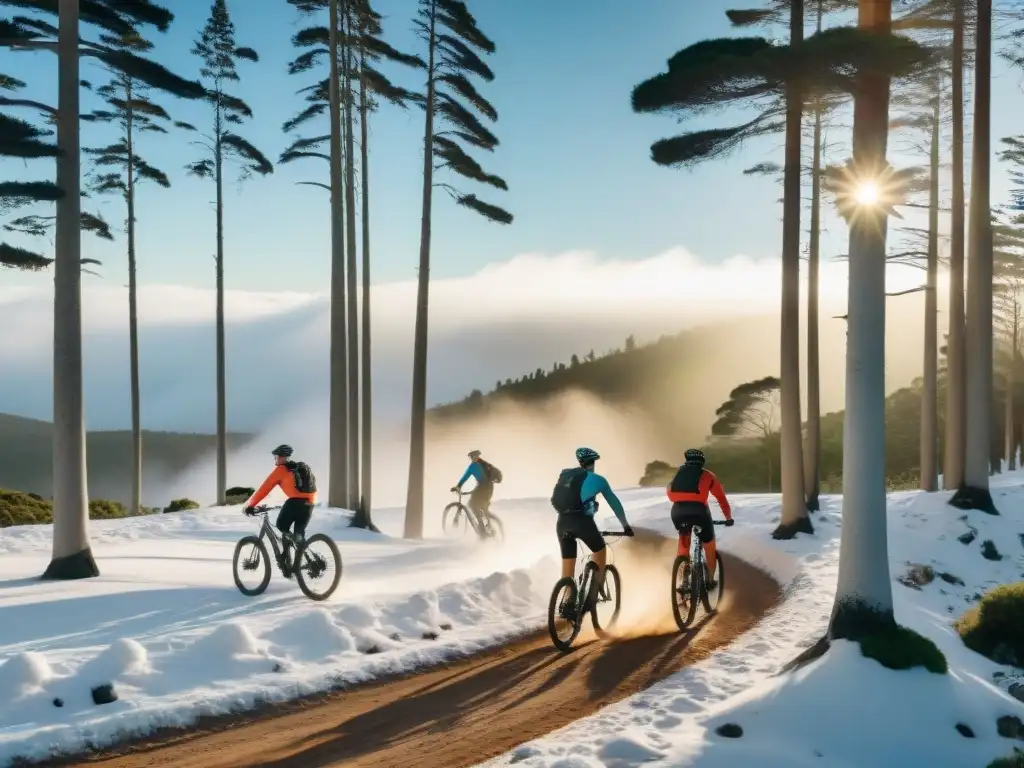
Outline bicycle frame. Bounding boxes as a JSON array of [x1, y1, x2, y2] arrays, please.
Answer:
[[253, 505, 302, 564], [575, 530, 628, 586]]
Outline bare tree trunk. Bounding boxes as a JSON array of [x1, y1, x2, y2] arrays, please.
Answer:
[[954, 0, 997, 514], [920, 81, 940, 492], [214, 115, 226, 506], [774, 0, 810, 540], [126, 79, 142, 515], [342, 0, 360, 512], [405, 0, 438, 539], [1005, 309, 1016, 471], [351, 32, 377, 532], [830, 0, 895, 640], [44, 0, 99, 579], [804, 17, 823, 511], [327, 0, 349, 509], [943, 3, 967, 491]]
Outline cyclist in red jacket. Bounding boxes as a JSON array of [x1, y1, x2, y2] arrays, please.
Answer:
[[666, 448, 734, 588]]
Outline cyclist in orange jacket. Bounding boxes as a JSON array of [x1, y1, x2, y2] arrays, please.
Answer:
[[666, 448, 734, 588]]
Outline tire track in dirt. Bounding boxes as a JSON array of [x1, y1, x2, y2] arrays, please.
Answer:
[[35, 531, 781, 768]]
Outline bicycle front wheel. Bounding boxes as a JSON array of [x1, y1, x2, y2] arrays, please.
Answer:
[[548, 576, 581, 652], [233, 535, 272, 596], [442, 503, 472, 537], [671, 555, 698, 631], [591, 563, 621, 638], [295, 533, 343, 601]]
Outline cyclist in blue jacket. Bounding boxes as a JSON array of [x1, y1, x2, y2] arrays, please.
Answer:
[[451, 450, 500, 534]]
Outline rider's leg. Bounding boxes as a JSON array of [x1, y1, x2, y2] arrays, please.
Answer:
[[670, 503, 693, 558], [276, 501, 300, 568], [582, 518, 607, 607], [697, 507, 717, 583], [557, 516, 577, 579]]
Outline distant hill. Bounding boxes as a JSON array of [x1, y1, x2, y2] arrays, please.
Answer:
[[0, 413, 255, 505]]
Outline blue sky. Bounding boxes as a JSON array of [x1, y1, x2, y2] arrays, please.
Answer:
[[4, 0, 1024, 292]]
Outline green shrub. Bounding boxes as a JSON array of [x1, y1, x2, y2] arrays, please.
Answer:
[[955, 583, 1024, 666], [0, 488, 138, 527], [859, 624, 948, 674], [988, 748, 1024, 768], [225, 486, 254, 497], [163, 498, 201, 514], [638, 461, 674, 487]]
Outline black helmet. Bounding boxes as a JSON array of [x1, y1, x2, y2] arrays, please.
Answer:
[[272, 444, 294, 458], [576, 446, 600, 466], [684, 448, 705, 466]]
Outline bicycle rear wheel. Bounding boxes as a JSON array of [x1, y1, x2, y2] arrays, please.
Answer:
[[480, 511, 504, 542], [233, 535, 272, 596], [591, 563, 621, 638], [442, 503, 472, 537], [671, 555, 699, 631], [295, 533, 343, 601], [548, 576, 582, 652], [702, 552, 724, 614]]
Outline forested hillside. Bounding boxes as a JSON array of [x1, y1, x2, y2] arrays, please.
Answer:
[[0, 413, 254, 504]]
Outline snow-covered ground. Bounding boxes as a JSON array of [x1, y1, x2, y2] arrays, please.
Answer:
[[0, 497, 571, 764], [484, 474, 1024, 768], [3, 474, 1023, 767]]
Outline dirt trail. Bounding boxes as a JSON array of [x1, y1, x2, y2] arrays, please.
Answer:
[[41, 532, 780, 768]]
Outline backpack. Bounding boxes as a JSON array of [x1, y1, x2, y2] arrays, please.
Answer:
[[286, 461, 317, 494], [551, 467, 588, 514], [479, 459, 503, 484]]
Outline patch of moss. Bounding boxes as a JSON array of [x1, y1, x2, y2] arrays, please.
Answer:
[[859, 624, 948, 674], [955, 583, 1024, 667], [988, 748, 1024, 768]]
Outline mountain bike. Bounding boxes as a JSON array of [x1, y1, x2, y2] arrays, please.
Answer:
[[441, 489, 505, 542], [232, 504, 343, 601], [671, 520, 728, 631], [547, 530, 632, 652]]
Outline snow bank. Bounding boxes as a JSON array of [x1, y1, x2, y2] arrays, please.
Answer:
[[484, 476, 1024, 767]]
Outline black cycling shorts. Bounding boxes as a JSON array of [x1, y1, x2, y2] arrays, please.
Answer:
[[469, 483, 494, 513], [276, 497, 314, 540], [556, 512, 606, 559], [671, 502, 715, 544]]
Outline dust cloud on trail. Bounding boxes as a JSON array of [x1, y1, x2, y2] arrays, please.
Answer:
[[604, 527, 681, 638]]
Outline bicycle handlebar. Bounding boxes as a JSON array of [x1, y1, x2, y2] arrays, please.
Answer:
[[599, 530, 634, 537]]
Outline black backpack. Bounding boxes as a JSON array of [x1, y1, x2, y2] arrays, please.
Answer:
[[286, 461, 317, 494], [479, 459, 503, 484], [551, 467, 587, 513]]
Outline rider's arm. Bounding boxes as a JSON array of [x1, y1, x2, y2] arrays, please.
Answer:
[[246, 466, 286, 507], [706, 471, 733, 520], [595, 475, 629, 527], [455, 462, 483, 489]]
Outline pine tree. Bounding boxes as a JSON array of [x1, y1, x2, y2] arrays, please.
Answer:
[[188, 0, 273, 506]]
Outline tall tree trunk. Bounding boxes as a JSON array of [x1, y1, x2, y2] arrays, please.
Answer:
[[954, 0, 997, 514], [1005, 308, 1017, 471], [405, 0, 437, 539], [125, 79, 142, 515], [327, 0, 349, 509], [920, 81, 940, 492], [830, 0, 895, 640], [342, 0, 360, 512], [351, 31, 377, 531], [44, 0, 99, 579], [804, 1, 823, 512], [943, 2, 967, 491], [774, 0, 810, 540], [214, 112, 226, 506]]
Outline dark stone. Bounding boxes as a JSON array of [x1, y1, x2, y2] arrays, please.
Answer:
[[91, 684, 117, 706], [950, 486, 1000, 515], [998, 715, 1024, 740], [982, 540, 1004, 561], [955, 723, 975, 738], [1010, 683, 1024, 703], [52, 698, 64, 708], [389, 632, 401, 642], [938, 572, 965, 586], [41, 548, 100, 580], [1019, 533, 1024, 549], [958, 530, 977, 545], [272, 662, 284, 673], [439, 623, 453, 631], [898, 564, 935, 590], [715, 723, 743, 738], [363, 645, 381, 655], [771, 516, 814, 540], [422, 631, 439, 640]]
